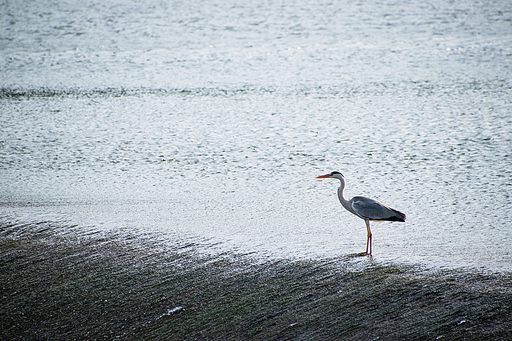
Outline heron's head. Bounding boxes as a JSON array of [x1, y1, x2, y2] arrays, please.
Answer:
[[316, 171, 344, 180]]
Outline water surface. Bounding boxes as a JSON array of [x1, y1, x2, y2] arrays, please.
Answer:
[[1, 0, 511, 271]]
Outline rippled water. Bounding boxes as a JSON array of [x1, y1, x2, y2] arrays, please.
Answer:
[[1, 0, 512, 271]]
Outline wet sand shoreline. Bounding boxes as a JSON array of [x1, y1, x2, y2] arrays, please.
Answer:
[[1, 223, 511, 340]]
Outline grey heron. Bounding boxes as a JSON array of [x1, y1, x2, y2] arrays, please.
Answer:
[[316, 171, 406, 255]]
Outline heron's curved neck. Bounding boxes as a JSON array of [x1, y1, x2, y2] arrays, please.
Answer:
[[336, 179, 352, 211]]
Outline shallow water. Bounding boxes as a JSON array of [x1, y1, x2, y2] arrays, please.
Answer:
[[1, 0, 512, 271]]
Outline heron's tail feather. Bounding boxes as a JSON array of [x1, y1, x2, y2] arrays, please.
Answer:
[[387, 209, 406, 222]]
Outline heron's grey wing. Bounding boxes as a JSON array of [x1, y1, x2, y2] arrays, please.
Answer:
[[351, 196, 394, 220]]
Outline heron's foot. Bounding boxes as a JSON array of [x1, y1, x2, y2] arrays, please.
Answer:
[[346, 252, 368, 258]]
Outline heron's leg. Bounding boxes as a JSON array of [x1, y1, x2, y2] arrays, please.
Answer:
[[365, 219, 372, 255]]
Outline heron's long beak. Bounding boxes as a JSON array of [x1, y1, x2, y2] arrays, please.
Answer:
[[316, 174, 332, 179]]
